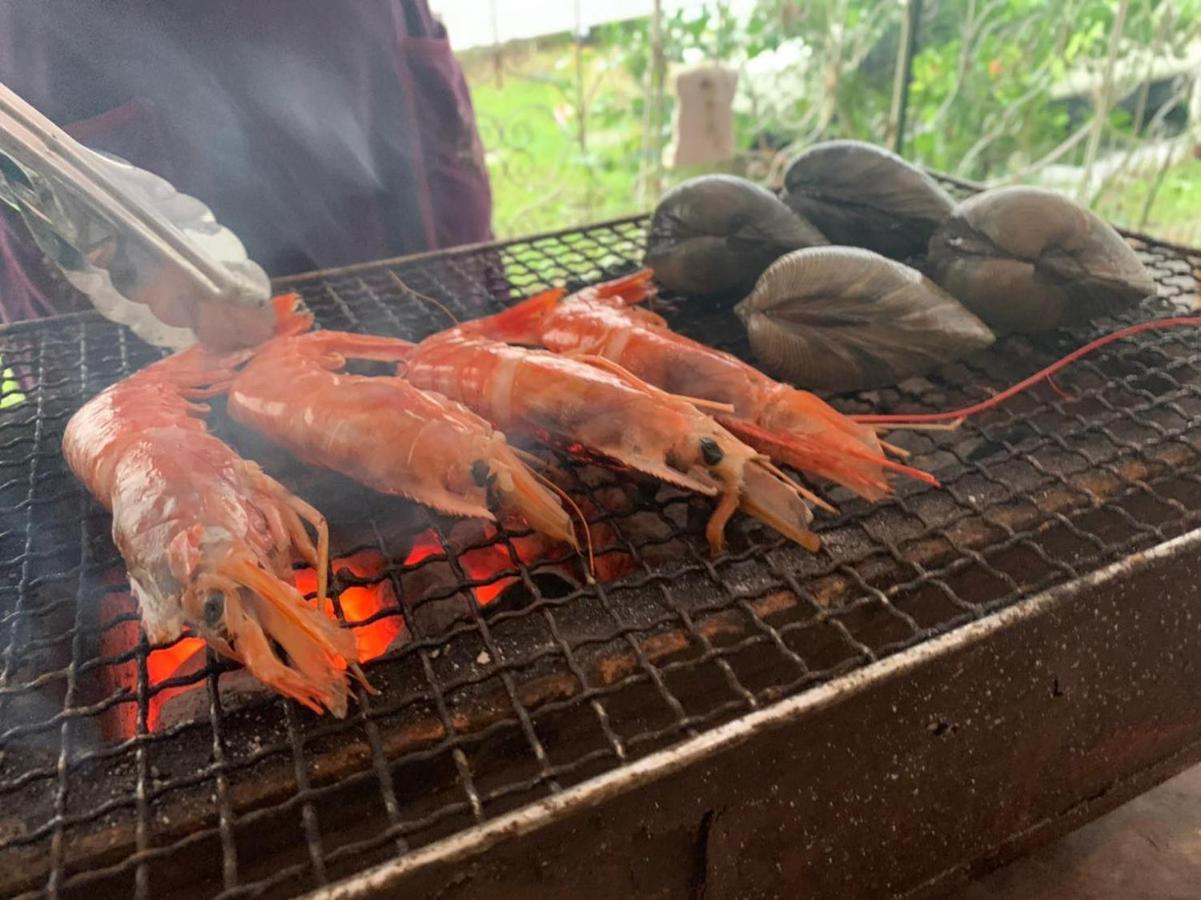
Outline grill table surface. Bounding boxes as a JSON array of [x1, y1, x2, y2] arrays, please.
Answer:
[[1, 190, 1201, 899]]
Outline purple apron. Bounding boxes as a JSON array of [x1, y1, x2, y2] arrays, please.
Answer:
[[0, 0, 492, 321]]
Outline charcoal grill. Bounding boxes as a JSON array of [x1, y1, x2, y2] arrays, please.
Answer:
[[3, 178, 1201, 899]]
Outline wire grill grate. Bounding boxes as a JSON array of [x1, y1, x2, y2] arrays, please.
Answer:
[[0, 183, 1200, 897]]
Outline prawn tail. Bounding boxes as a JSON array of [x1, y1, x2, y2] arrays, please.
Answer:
[[223, 554, 359, 717], [592, 268, 657, 306], [490, 450, 579, 550], [458, 287, 568, 343], [735, 460, 820, 554], [272, 293, 316, 337]]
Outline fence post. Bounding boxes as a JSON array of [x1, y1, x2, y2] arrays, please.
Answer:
[[489, 0, 503, 87], [889, 0, 924, 156], [1079, 0, 1130, 202], [573, 0, 588, 154], [640, 0, 666, 204]]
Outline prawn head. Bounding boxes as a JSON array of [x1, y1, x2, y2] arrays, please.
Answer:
[[670, 425, 819, 555], [160, 480, 357, 717]]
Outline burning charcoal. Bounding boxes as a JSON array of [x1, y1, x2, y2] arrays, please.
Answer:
[[399, 555, 480, 637], [389, 515, 592, 636], [99, 550, 410, 739], [295, 549, 408, 663], [582, 485, 694, 572], [98, 592, 268, 737], [156, 669, 273, 731], [485, 572, 578, 616], [569, 461, 658, 498], [449, 518, 582, 601], [338, 585, 405, 662]]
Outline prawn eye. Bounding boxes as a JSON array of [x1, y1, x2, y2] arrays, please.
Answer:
[[203, 592, 225, 628], [471, 460, 490, 486], [699, 437, 724, 465]]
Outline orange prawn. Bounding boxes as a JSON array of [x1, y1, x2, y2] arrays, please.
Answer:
[[401, 331, 820, 554], [63, 323, 357, 716], [225, 320, 577, 548], [450, 269, 937, 502]]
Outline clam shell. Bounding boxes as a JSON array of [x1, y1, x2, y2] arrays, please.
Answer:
[[645, 174, 826, 298], [783, 140, 954, 262], [737, 246, 995, 391], [926, 186, 1156, 333]]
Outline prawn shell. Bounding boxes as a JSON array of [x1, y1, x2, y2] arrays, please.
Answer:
[[645, 174, 827, 299], [782, 140, 954, 262], [736, 246, 995, 392], [926, 186, 1156, 333]]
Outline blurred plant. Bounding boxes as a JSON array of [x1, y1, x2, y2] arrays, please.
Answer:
[[463, 0, 1201, 240]]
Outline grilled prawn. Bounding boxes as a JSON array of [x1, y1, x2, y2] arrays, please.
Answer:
[[450, 270, 937, 502], [226, 328, 576, 547], [63, 336, 356, 716], [402, 332, 819, 554]]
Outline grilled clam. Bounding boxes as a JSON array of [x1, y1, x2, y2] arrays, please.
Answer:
[[782, 140, 954, 262], [645, 175, 827, 299], [926, 186, 1156, 333], [736, 246, 995, 392]]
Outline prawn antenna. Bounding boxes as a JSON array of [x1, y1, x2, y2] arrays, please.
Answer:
[[349, 662, 378, 694], [758, 458, 837, 514], [529, 465, 595, 580], [854, 316, 1201, 426], [388, 271, 459, 325]]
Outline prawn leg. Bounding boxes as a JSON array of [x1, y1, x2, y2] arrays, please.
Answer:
[[733, 460, 821, 554]]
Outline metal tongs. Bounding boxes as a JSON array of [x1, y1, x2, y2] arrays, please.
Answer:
[[0, 82, 274, 350]]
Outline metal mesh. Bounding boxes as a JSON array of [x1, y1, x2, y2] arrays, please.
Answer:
[[1, 184, 1200, 898]]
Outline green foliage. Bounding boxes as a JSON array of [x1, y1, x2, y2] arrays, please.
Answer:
[[467, 41, 649, 235], [463, 0, 1201, 240], [1096, 155, 1201, 244]]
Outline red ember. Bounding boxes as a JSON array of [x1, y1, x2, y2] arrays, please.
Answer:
[[101, 548, 404, 739], [295, 548, 404, 663], [100, 517, 616, 741], [99, 592, 208, 737], [401, 529, 444, 567], [145, 636, 207, 730], [340, 584, 402, 661]]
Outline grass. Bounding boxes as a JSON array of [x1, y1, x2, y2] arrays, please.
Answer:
[[1095, 157, 1201, 245], [463, 45, 651, 238]]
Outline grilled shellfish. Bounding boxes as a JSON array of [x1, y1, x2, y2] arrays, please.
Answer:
[[926, 186, 1156, 333], [782, 140, 954, 262], [736, 246, 995, 391], [645, 174, 827, 298]]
